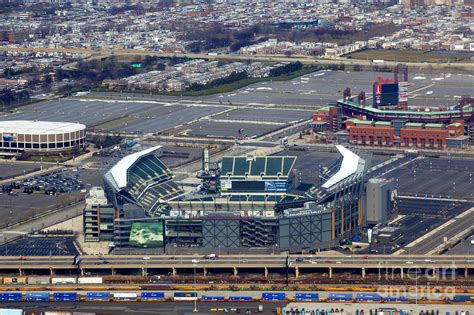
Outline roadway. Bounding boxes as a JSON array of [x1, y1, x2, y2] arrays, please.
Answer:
[[1, 47, 472, 70], [0, 254, 472, 270]]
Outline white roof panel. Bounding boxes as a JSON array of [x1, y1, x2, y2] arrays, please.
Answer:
[[0, 120, 85, 135], [108, 146, 162, 190], [322, 145, 361, 189]]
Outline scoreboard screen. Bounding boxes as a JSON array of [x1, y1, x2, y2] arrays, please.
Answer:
[[373, 83, 399, 107]]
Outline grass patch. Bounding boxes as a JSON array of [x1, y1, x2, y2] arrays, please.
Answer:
[[347, 49, 473, 63], [25, 155, 73, 163]]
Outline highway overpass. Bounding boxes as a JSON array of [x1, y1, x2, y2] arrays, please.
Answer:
[[1, 47, 473, 71], [1, 254, 472, 280]]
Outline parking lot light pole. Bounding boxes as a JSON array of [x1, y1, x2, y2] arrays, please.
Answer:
[[193, 262, 198, 312]]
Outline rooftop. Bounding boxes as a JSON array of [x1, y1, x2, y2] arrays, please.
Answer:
[[106, 146, 162, 190], [0, 120, 86, 135], [322, 145, 366, 189]]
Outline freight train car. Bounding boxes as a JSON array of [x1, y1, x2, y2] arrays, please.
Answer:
[[201, 296, 225, 302], [78, 277, 103, 284], [0, 293, 22, 302], [25, 292, 49, 302], [53, 292, 77, 302], [328, 293, 353, 302], [294, 293, 319, 301], [261, 293, 286, 301], [86, 292, 110, 302], [356, 293, 381, 302], [228, 296, 253, 302], [51, 277, 76, 285], [27, 277, 50, 285], [3, 277, 27, 285], [173, 292, 197, 301], [453, 295, 474, 303], [383, 296, 409, 303], [140, 292, 165, 301], [113, 293, 137, 301]]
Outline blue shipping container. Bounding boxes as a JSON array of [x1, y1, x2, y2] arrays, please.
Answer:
[[384, 296, 408, 302], [356, 293, 381, 301], [229, 296, 253, 301], [295, 293, 319, 301], [53, 292, 77, 302], [0, 293, 22, 302], [453, 295, 473, 302], [141, 292, 165, 300], [26, 292, 49, 302], [329, 293, 353, 301], [262, 292, 286, 301], [86, 292, 110, 301], [201, 296, 225, 301]]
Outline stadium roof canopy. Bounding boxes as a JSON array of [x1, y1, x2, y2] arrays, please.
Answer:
[[221, 156, 297, 179], [104, 146, 185, 216], [107, 146, 162, 190], [322, 145, 365, 189]]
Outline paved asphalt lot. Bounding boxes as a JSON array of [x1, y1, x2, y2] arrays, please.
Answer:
[[0, 163, 41, 180], [174, 120, 281, 138], [213, 107, 312, 124], [393, 157, 474, 199]]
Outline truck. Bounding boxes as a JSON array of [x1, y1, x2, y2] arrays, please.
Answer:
[[204, 253, 217, 259]]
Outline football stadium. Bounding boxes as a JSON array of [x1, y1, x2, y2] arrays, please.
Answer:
[[86, 144, 385, 253]]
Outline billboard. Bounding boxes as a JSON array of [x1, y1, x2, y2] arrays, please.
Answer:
[[2, 134, 16, 142], [264, 181, 287, 192], [129, 222, 164, 248], [220, 179, 232, 191], [373, 82, 399, 107], [398, 82, 408, 103]]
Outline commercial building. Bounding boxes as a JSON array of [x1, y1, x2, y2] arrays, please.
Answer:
[[83, 187, 114, 242], [0, 120, 86, 155], [362, 178, 396, 226], [337, 118, 469, 149], [310, 105, 342, 132]]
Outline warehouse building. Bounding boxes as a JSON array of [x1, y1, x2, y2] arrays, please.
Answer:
[[0, 120, 86, 155]]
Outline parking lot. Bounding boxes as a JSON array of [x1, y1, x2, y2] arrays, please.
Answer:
[[204, 70, 474, 108], [393, 157, 474, 200], [0, 237, 78, 256], [0, 162, 41, 180], [213, 107, 311, 124], [0, 99, 229, 134], [174, 120, 282, 138]]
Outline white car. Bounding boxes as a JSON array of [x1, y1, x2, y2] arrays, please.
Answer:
[[143, 256, 150, 260], [191, 259, 200, 264], [406, 261, 414, 264]]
